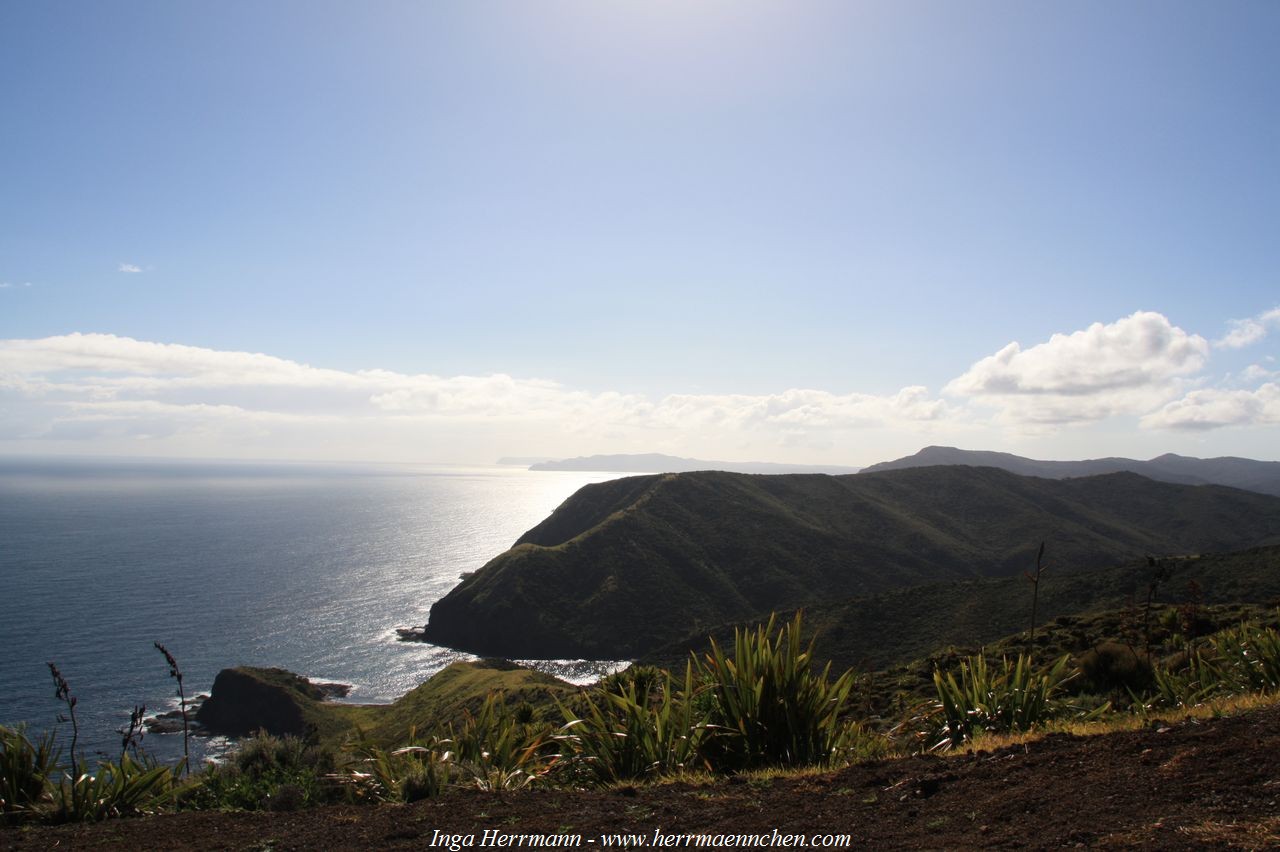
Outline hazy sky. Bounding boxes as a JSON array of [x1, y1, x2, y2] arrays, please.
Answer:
[[2, 2, 1278, 466]]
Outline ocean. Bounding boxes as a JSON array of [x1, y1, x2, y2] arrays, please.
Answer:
[[0, 457, 622, 764]]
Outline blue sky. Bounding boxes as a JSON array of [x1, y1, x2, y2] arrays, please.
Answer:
[[2, 2, 1278, 465]]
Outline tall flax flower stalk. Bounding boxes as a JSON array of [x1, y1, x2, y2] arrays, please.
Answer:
[[1024, 542, 1047, 655], [154, 643, 189, 774], [46, 662, 79, 778]]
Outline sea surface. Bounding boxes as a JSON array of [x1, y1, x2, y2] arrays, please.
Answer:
[[0, 456, 622, 764]]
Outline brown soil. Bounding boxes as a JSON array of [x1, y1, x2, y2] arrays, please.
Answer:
[[7, 705, 1280, 851]]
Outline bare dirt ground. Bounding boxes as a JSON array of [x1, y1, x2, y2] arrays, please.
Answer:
[[6, 704, 1280, 851]]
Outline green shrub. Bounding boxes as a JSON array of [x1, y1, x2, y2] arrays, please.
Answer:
[[343, 732, 450, 804], [926, 653, 1097, 750], [185, 732, 338, 811], [1209, 622, 1280, 693], [559, 663, 709, 784], [0, 725, 57, 824], [49, 753, 174, 823], [1147, 621, 1280, 707], [693, 613, 858, 771], [449, 694, 555, 791], [1079, 642, 1154, 694]]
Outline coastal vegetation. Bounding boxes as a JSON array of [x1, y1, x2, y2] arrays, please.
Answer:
[[8, 593, 1280, 828]]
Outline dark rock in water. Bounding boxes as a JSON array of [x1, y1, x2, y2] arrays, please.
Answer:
[[195, 667, 343, 738], [313, 681, 352, 699], [396, 627, 426, 641], [144, 695, 208, 735], [145, 716, 187, 735]]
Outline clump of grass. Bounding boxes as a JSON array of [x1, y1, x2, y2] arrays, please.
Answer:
[[450, 694, 556, 791], [49, 753, 174, 823], [343, 730, 450, 803], [924, 653, 1102, 750], [1079, 642, 1154, 695], [6, 669, 175, 825], [694, 612, 859, 771], [558, 663, 709, 785], [0, 725, 58, 825], [1146, 620, 1280, 708], [184, 732, 339, 811]]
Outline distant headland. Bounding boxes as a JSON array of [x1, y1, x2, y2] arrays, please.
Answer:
[[525, 452, 862, 475]]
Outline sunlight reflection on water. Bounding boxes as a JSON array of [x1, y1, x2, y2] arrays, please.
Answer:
[[0, 459, 625, 761]]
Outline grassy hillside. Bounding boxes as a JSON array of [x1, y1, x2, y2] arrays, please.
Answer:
[[422, 466, 1280, 658], [644, 545, 1280, 673]]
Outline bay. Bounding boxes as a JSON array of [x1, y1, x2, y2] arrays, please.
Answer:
[[0, 456, 621, 763]]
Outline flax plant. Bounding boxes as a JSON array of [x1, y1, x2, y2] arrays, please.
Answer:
[[694, 613, 857, 770], [449, 694, 556, 791], [50, 754, 173, 823], [0, 725, 58, 825], [344, 730, 450, 803], [928, 652, 1097, 750], [1148, 622, 1280, 708], [559, 663, 710, 784]]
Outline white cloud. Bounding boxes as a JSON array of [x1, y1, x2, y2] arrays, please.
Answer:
[[1216, 306, 1280, 349], [1241, 364, 1277, 383], [0, 333, 954, 457], [1142, 383, 1280, 431], [0, 282, 33, 289], [643, 386, 952, 430], [945, 311, 1209, 425], [118, 263, 143, 273]]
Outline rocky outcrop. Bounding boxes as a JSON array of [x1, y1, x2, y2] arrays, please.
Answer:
[[195, 667, 331, 737]]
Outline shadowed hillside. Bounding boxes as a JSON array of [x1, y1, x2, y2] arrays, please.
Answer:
[[642, 545, 1280, 672], [421, 467, 1280, 659]]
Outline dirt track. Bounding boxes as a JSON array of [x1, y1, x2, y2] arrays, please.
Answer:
[[7, 704, 1280, 850]]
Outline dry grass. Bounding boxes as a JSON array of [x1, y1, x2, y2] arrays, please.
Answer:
[[947, 690, 1280, 756], [1177, 815, 1280, 849]]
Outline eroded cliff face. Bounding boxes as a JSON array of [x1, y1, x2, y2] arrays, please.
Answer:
[[195, 667, 324, 737]]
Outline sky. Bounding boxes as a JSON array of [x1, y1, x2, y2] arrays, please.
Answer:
[[1, 1, 1278, 467]]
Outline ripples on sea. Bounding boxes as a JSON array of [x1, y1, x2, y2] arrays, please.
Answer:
[[0, 457, 623, 763]]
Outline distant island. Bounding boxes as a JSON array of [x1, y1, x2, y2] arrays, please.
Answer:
[[528, 452, 862, 475], [864, 446, 1280, 496], [496, 456, 558, 466]]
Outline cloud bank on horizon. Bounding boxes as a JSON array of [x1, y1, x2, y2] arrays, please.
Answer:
[[2, 308, 1277, 465]]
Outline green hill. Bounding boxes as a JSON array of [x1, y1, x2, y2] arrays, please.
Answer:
[[642, 545, 1280, 673], [421, 467, 1280, 659]]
